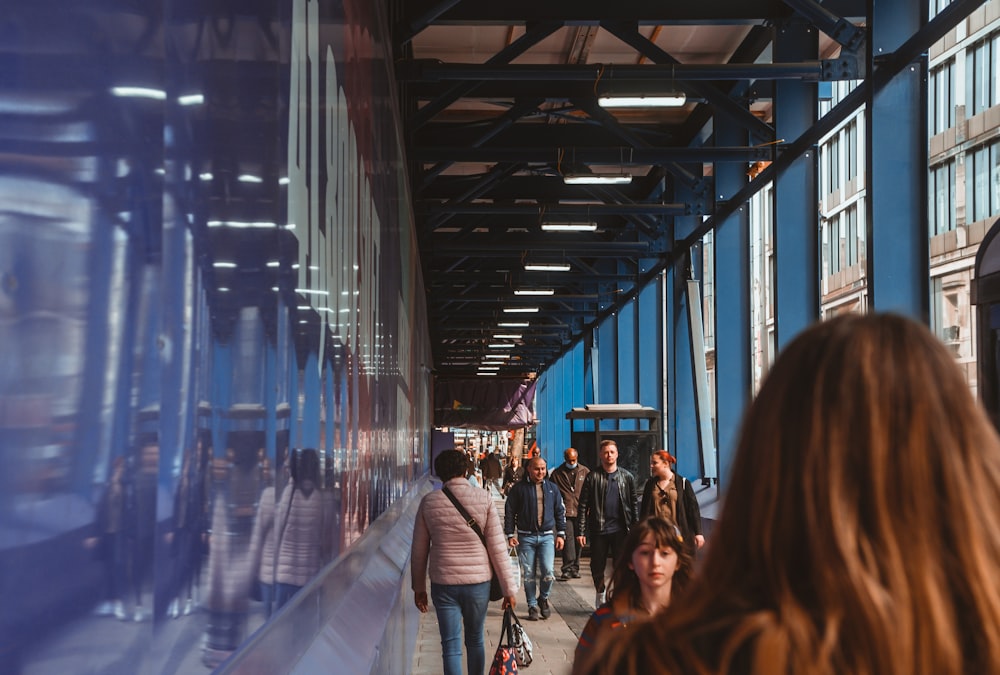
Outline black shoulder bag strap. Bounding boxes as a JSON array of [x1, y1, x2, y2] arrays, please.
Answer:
[[441, 486, 488, 547]]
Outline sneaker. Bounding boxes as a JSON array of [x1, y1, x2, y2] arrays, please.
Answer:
[[527, 605, 539, 621], [595, 590, 606, 608], [557, 573, 570, 581], [133, 606, 147, 623], [113, 601, 127, 621], [168, 598, 180, 619], [183, 597, 195, 615], [570, 570, 581, 579], [538, 598, 551, 619]]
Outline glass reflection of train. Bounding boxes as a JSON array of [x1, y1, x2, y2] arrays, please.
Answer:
[[0, 0, 431, 671]]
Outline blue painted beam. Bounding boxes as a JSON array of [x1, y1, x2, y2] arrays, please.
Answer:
[[616, 285, 639, 431], [713, 123, 752, 489], [866, 0, 929, 318], [637, 276, 664, 439], [773, 17, 820, 350]]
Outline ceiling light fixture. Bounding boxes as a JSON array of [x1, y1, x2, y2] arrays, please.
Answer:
[[488, 343, 516, 349], [499, 322, 529, 328], [514, 289, 554, 296], [541, 222, 598, 232], [524, 263, 571, 272], [484, 354, 511, 360], [494, 334, 522, 339], [598, 94, 686, 108], [563, 172, 632, 185], [503, 307, 540, 313]]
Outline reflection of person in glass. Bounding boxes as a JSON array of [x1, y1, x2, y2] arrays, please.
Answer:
[[166, 440, 208, 618], [84, 456, 127, 620], [124, 439, 159, 622], [248, 451, 280, 618], [273, 449, 330, 610]]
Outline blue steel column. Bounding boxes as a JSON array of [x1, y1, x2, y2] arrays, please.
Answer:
[[637, 274, 664, 420], [866, 0, 929, 318], [302, 353, 321, 449], [616, 290, 638, 430], [773, 18, 820, 349], [713, 124, 752, 488], [597, 315, 618, 432], [668, 174, 703, 472]]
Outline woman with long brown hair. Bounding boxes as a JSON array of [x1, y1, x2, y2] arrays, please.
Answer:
[[585, 313, 1000, 675]]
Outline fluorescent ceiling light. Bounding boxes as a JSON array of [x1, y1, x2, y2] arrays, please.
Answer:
[[111, 86, 166, 100], [598, 94, 686, 108], [494, 334, 522, 339], [524, 263, 571, 272], [563, 173, 632, 185], [499, 322, 529, 328], [207, 220, 277, 229], [478, 366, 501, 371], [484, 354, 511, 360], [212, 261, 237, 268], [178, 93, 204, 106], [541, 222, 598, 232], [477, 372, 498, 376], [503, 307, 540, 313], [488, 343, 516, 349], [515, 289, 554, 296]]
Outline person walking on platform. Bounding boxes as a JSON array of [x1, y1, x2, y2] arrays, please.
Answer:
[[481, 450, 503, 494], [550, 447, 589, 580], [501, 456, 524, 496], [639, 450, 705, 551], [572, 517, 692, 675], [411, 450, 517, 675], [505, 456, 566, 620], [577, 440, 639, 608], [580, 313, 1000, 675]]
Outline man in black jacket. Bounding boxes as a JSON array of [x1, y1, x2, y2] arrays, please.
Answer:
[[576, 440, 638, 607]]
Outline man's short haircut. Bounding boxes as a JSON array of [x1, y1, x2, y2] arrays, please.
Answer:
[[434, 449, 469, 481], [599, 439, 617, 450]]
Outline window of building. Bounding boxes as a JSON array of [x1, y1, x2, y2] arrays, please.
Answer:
[[929, 59, 955, 135], [930, 0, 953, 19], [966, 140, 1000, 223], [929, 159, 957, 235], [823, 204, 863, 277], [845, 120, 859, 183], [966, 35, 997, 117], [931, 272, 974, 360]]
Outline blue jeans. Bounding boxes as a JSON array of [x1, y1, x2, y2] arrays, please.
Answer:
[[431, 581, 490, 675], [517, 532, 555, 607]]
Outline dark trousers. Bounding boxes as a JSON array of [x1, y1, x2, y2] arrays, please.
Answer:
[[588, 529, 628, 592], [560, 518, 580, 576]]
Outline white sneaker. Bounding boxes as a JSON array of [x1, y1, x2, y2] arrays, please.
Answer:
[[168, 598, 180, 618], [113, 601, 128, 621], [595, 590, 606, 608], [183, 597, 195, 615]]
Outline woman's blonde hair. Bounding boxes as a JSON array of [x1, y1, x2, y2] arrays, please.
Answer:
[[589, 313, 1000, 674]]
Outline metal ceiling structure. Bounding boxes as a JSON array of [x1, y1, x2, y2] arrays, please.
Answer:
[[388, 0, 982, 380]]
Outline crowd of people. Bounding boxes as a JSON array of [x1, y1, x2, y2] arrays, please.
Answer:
[[411, 312, 1000, 675]]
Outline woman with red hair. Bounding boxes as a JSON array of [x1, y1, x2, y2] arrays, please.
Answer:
[[639, 450, 705, 550]]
